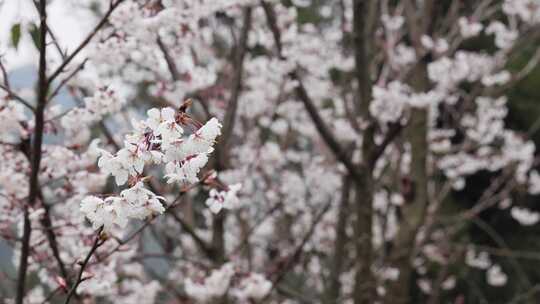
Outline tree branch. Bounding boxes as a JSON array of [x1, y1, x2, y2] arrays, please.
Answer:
[[16, 0, 48, 302], [261, 1, 284, 59], [64, 227, 105, 304], [368, 122, 403, 168], [0, 82, 35, 112], [262, 202, 332, 303], [262, 1, 361, 178], [216, 7, 252, 169], [157, 37, 180, 81], [292, 71, 362, 178], [48, 58, 88, 101], [326, 176, 351, 303], [208, 7, 253, 267], [0, 58, 32, 111], [47, 0, 125, 86], [168, 210, 215, 259]]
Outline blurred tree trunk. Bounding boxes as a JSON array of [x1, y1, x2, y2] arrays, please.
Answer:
[[384, 62, 429, 304], [352, 1, 378, 303], [211, 7, 252, 267], [326, 176, 351, 303]]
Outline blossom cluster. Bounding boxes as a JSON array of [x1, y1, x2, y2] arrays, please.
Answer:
[[80, 106, 226, 231], [185, 263, 272, 302], [205, 183, 242, 213]]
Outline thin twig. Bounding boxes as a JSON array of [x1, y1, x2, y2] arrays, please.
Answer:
[[47, 0, 126, 85], [168, 210, 214, 258], [0, 83, 35, 112], [0, 59, 11, 89], [292, 71, 362, 179], [229, 203, 282, 256], [48, 58, 88, 101], [261, 202, 332, 303], [64, 227, 105, 304], [157, 37, 180, 81]]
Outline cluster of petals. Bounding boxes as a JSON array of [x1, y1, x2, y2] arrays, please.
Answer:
[[81, 107, 223, 231]]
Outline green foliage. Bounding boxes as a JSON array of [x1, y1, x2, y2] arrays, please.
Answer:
[[28, 23, 41, 51], [10, 23, 21, 50]]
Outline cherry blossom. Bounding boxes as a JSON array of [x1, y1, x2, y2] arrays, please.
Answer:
[[459, 17, 484, 38], [205, 183, 242, 213], [3, 1, 540, 303], [511, 207, 540, 226], [487, 264, 508, 287]]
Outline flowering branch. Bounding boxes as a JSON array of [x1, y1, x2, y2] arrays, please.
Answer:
[[64, 227, 105, 304], [97, 185, 193, 262]]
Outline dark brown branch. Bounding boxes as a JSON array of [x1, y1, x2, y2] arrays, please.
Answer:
[[208, 7, 253, 267], [261, 202, 332, 303], [99, 120, 121, 150], [20, 142, 70, 287], [0, 59, 12, 89], [403, 0, 422, 50], [353, 0, 377, 116], [156, 37, 212, 118], [48, 58, 88, 101], [229, 203, 282, 256], [30, 0, 66, 59], [0, 59, 30, 112], [16, 209, 32, 304], [0, 83, 35, 112], [157, 37, 180, 81], [216, 7, 252, 169], [369, 122, 403, 167], [40, 286, 62, 304], [292, 72, 362, 179], [39, 193, 69, 282], [261, 1, 284, 58], [19, 35, 86, 288], [16, 0, 48, 302], [261, 1, 361, 178], [168, 210, 215, 259], [64, 227, 105, 304]]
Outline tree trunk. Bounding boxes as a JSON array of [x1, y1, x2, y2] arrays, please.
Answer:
[[384, 62, 430, 304], [326, 176, 351, 303], [353, 173, 375, 304], [352, 1, 378, 303]]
